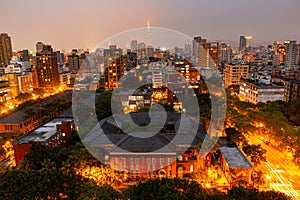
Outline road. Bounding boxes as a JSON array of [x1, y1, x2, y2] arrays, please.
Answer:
[[248, 134, 300, 200]]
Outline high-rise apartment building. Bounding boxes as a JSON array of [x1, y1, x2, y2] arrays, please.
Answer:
[[184, 42, 192, 58], [67, 53, 80, 71], [103, 45, 123, 67], [218, 43, 232, 64], [223, 63, 249, 87], [104, 57, 124, 90], [239, 36, 252, 51], [137, 43, 146, 57], [273, 42, 286, 66], [204, 42, 219, 67], [18, 49, 30, 62], [193, 36, 219, 68], [36, 42, 45, 53], [130, 40, 138, 52], [35, 45, 60, 89], [193, 36, 206, 59], [0, 33, 13, 66], [296, 44, 300, 66], [56, 51, 65, 65], [284, 40, 298, 70]]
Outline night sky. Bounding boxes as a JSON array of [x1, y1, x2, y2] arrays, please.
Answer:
[[1, 0, 299, 51]]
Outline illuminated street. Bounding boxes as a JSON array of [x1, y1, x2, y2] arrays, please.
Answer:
[[248, 134, 300, 199]]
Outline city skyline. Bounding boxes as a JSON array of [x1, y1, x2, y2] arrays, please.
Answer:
[[0, 1, 300, 199], [1, 0, 300, 51]]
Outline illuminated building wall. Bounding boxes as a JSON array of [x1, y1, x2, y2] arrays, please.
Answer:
[[104, 57, 124, 90], [223, 64, 249, 88], [35, 45, 60, 89], [0, 33, 13, 66]]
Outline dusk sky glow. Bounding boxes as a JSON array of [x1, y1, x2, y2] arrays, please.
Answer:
[[1, 0, 299, 51]]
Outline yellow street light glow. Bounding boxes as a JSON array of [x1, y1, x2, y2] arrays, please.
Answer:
[[259, 123, 264, 128]]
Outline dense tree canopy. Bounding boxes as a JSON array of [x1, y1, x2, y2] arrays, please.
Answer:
[[0, 169, 121, 200], [242, 144, 267, 166]]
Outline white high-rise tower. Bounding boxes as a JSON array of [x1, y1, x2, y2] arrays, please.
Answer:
[[146, 21, 151, 47]]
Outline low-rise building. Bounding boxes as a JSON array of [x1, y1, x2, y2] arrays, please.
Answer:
[[13, 118, 75, 164], [114, 88, 152, 113], [239, 79, 284, 104], [0, 92, 72, 134], [83, 112, 208, 179], [0, 109, 42, 134], [219, 147, 253, 187]]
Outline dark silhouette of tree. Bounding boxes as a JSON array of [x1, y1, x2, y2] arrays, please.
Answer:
[[95, 91, 122, 120], [0, 169, 121, 200], [242, 144, 267, 166]]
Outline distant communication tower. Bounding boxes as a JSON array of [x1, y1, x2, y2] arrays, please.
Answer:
[[147, 21, 151, 47]]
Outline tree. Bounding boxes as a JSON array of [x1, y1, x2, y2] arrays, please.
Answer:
[[33, 88, 44, 98], [78, 183, 122, 200], [258, 190, 292, 200], [251, 170, 265, 186], [24, 107, 36, 119], [15, 92, 31, 102], [197, 93, 212, 128], [242, 144, 267, 166], [225, 128, 247, 146], [0, 169, 121, 200], [21, 145, 67, 170], [95, 91, 122, 121], [285, 99, 300, 125]]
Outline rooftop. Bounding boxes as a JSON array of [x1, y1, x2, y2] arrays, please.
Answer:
[[83, 112, 207, 153], [0, 91, 72, 124], [14, 118, 72, 144], [219, 146, 253, 169], [241, 78, 284, 88]]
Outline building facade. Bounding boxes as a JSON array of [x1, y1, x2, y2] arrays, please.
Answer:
[[273, 42, 286, 66], [13, 119, 74, 164], [285, 40, 298, 70], [239, 36, 252, 51], [104, 57, 124, 90], [223, 64, 249, 88], [218, 43, 233, 64], [284, 79, 300, 102], [84, 112, 209, 179], [67, 53, 80, 71], [239, 79, 284, 104], [0, 33, 13, 66], [174, 60, 200, 83], [35, 45, 60, 90], [219, 147, 253, 187]]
